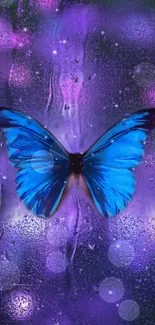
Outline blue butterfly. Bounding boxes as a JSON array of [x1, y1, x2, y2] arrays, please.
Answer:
[[0, 107, 154, 218]]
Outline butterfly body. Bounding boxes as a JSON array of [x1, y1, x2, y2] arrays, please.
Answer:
[[69, 153, 83, 175], [0, 107, 155, 219]]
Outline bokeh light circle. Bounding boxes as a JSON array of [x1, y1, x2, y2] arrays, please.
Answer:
[[0, 0, 14, 7], [99, 277, 124, 303], [118, 299, 140, 321], [121, 15, 153, 46], [13, 30, 31, 49], [108, 240, 135, 267], [34, 0, 60, 11], [0, 19, 13, 48], [133, 62, 155, 87], [46, 250, 68, 274], [8, 290, 35, 321], [9, 63, 31, 87], [31, 150, 54, 173], [141, 84, 155, 107], [47, 223, 68, 247], [0, 258, 20, 291]]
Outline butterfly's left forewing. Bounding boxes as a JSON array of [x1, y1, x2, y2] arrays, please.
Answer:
[[0, 108, 70, 218], [82, 110, 155, 217]]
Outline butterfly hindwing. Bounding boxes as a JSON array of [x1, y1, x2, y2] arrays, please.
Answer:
[[0, 108, 70, 218], [82, 110, 155, 217]]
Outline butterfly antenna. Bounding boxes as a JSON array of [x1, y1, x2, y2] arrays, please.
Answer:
[[68, 196, 82, 300]]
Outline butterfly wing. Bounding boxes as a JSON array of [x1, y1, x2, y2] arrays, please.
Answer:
[[0, 108, 70, 218], [82, 110, 155, 217]]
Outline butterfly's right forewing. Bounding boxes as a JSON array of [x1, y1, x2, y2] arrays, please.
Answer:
[[82, 110, 155, 217]]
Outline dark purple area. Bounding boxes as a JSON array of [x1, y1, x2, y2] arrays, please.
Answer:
[[0, 1, 155, 324]]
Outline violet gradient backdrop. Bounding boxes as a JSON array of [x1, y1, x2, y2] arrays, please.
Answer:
[[0, 0, 155, 324]]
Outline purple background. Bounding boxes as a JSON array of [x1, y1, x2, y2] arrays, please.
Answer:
[[0, 0, 155, 324]]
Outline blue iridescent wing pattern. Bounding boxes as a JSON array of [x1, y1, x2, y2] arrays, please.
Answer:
[[0, 108, 70, 218], [82, 110, 155, 217]]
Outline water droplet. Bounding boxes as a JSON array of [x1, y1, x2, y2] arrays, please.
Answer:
[[64, 104, 70, 110]]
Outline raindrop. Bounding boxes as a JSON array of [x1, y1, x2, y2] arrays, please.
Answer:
[[64, 104, 70, 110]]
